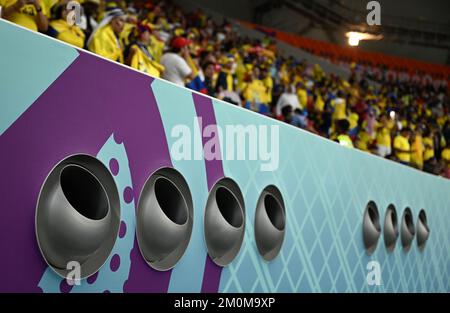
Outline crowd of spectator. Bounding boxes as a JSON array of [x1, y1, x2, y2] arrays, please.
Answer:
[[1, 0, 449, 178]]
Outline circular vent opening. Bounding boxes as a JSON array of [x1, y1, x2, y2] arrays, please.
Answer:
[[204, 178, 245, 266], [60, 165, 109, 220], [264, 194, 285, 231], [216, 187, 244, 228], [418, 210, 428, 230], [404, 209, 415, 235], [36, 154, 120, 279], [136, 168, 193, 271], [255, 185, 286, 262], [363, 201, 381, 255], [154, 177, 188, 225], [416, 209, 430, 251], [401, 208, 415, 252], [383, 204, 398, 252]]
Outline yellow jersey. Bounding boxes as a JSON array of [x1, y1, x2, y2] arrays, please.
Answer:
[[394, 135, 411, 163], [243, 79, 268, 104], [149, 35, 165, 62], [331, 98, 347, 120], [297, 88, 307, 109], [337, 134, 354, 148], [442, 148, 450, 169], [423, 137, 434, 161], [411, 135, 424, 168], [263, 76, 273, 104], [120, 23, 135, 47], [1, 0, 48, 32], [129, 44, 165, 78], [376, 127, 391, 147], [356, 131, 372, 152], [88, 25, 124, 63], [49, 19, 85, 48], [315, 94, 325, 112]]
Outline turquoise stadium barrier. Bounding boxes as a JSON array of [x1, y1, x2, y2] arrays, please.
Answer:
[[0, 19, 449, 292]]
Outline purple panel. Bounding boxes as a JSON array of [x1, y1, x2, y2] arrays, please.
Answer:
[[192, 94, 224, 293], [0, 50, 173, 292]]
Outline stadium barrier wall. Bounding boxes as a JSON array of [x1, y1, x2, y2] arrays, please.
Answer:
[[0, 20, 449, 292]]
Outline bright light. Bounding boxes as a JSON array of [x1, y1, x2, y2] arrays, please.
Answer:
[[389, 111, 396, 119], [346, 31, 383, 47], [348, 34, 360, 46]]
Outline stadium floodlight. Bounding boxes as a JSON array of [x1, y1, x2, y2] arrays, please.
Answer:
[[346, 31, 383, 46]]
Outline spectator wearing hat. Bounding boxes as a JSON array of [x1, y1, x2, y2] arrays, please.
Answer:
[[126, 22, 164, 78], [47, 1, 85, 48], [1, 0, 48, 32], [160, 36, 194, 86], [87, 8, 126, 63]]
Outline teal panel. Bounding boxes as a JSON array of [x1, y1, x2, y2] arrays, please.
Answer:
[[212, 101, 450, 292], [0, 20, 79, 135], [151, 79, 210, 292]]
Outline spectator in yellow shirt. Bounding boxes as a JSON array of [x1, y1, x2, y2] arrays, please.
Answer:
[[334, 119, 354, 148], [423, 128, 435, 162], [355, 130, 373, 152], [47, 2, 85, 48], [297, 84, 307, 109], [394, 128, 412, 165], [376, 114, 392, 158], [148, 34, 165, 62], [243, 67, 269, 112], [331, 90, 347, 121], [126, 22, 165, 78], [87, 8, 126, 63], [262, 67, 273, 105], [411, 129, 424, 170], [216, 54, 236, 94], [441, 142, 450, 179], [1, 0, 48, 32], [442, 143, 450, 169], [314, 91, 325, 113]]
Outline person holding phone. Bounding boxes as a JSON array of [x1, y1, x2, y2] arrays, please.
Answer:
[[0, 0, 48, 32]]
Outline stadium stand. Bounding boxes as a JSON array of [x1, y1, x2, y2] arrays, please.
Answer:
[[1, 0, 449, 178]]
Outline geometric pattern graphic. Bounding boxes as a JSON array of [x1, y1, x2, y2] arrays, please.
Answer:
[[0, 20, 79, 135], [0, 19, 449, 292], [213, 101, 450, 292]]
